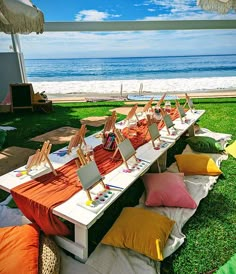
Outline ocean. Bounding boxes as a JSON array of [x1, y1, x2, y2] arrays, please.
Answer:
[[25, 54, 236, 82]]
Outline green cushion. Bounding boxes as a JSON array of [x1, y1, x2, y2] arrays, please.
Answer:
[[186, 136, 223, 153], [216, 253, 236, 274]]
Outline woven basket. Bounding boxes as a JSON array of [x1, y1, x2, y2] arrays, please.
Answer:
[[38, 234, 61, 274]]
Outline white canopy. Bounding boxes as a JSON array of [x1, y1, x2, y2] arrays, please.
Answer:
[[0, 0, 44, 34], [197, 0, 236, 14]]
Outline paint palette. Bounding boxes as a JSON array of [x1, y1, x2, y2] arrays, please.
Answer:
[[77, 189, 115, 213], [154, 141, 170, 150], [122, 159, 149, 177], [13, 165, 49, 179], [53, 150, 68, 157]]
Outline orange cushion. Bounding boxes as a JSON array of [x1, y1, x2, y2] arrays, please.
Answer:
[[0, 224, 40, 274]]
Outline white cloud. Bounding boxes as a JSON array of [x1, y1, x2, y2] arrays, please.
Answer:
[[11, 1, 236, 59], [141, 0, 236, 20], [18, 28, 236, 59], [75, 9, 120, 21]]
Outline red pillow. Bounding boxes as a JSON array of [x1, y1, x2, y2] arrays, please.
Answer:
[[0, 224, 40, 274], [142, 172, 197, 208]]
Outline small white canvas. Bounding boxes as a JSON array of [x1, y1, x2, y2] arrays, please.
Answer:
[[148, 123, 161, 141], [177, 105, 186, 118], [117, 139, 136, 161], [163, 114, 175, 129], [187, 97, 194, 110], [77, 161, 102, 190]]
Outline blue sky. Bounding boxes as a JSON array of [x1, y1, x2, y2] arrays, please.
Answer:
[[0, 0, 236, 58]]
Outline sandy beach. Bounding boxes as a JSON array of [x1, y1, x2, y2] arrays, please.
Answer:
[[31, 76, 236, 102]]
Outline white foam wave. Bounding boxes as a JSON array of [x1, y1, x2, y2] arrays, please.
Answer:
[[31, 76, 236, 95]]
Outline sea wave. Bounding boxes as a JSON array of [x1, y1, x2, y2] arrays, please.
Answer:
[[31, 76, 236, 95]]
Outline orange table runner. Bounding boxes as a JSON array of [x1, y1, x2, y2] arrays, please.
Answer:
[[11, 160, 81, 236], [11, 109, 180, 236]]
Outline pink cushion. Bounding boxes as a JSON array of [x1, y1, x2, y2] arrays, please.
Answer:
[[142, 172, 197, 208]]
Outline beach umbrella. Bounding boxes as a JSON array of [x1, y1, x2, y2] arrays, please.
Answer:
[[197, 0, 236, 14], [0, 0, 44, 34]]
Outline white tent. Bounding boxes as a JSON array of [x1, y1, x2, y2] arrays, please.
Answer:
[[0, 0, 44, 102], [0, 0, 44, 34]]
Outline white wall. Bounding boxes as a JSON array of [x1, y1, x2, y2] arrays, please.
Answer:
[[0, 52, 24, 102]]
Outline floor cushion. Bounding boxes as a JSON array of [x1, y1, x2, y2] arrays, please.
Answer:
[[0, 223, 39, 274], [225, 141, 236, 158], [142, 172, 197, 208], [186, 136, 223, 153], [101, 207, 175, 261], [175, 154, 222, 176]]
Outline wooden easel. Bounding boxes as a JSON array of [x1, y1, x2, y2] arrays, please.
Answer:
[[155, 93, 167, 108], [144, 114, 161, 148], [125, 104, 139, 123], [160, 108, 175, 135], [76, 149, 106, 201], [26, 140, 57, 176], [143, 114, 156, 140], [142, 97, 154, 114], [113, 128, 137, 169], [125, 104, 140, 135], [76, 145, 93, 168], [67, 124, 87, 154], [176, 100, 186, 123], [117, 138, 138, 170], [111, 128, 126, 160], [103, 111, 117, 134], [183, 93, 195, 112]]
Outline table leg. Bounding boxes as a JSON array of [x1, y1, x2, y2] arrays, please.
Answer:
[[54, 223, 88, 263], [158, 151, 167, 172], [75, 224, 88, 262]]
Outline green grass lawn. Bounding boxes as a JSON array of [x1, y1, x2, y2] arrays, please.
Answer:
[[0, 98, 235, 273]]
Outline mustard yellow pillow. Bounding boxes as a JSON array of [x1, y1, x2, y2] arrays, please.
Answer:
[[175, 154, 222, 176], [101, 207, 175, 261], [225, 141, 236, 158]]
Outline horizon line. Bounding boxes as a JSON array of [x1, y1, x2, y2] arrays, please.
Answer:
[[25, 53, 236, 60]]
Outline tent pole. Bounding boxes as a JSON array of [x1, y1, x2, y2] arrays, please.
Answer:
[[10, 33, 27, 83]]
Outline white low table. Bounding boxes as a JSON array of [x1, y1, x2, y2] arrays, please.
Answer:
[[0, 109, 205, 262], [159, 109, 205, 141]]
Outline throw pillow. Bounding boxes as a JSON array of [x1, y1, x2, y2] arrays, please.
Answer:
[[0, 223, 40, 274], [225, 141, 236, 158], [142, 172, 197, 208], [186, 136, 223, 153], [175, 154, 222, 176], [101, 207, 175, 261]]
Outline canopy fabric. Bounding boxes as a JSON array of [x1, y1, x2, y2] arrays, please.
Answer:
[[0, 0, 44, 34], [197, 0, 236, 14]]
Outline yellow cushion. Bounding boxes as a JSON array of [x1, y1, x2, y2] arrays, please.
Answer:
[[101, 207, 175, 261], [225, 141, 236, 158], [175, 154, 222, 176]]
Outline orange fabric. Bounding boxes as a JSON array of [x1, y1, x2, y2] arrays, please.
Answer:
[[121, 109, 180, 148], [11, 160, 82, 236], [0, 224, 40, 274], [122, 119, 149, 149], [94, 144, 123, 175]]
